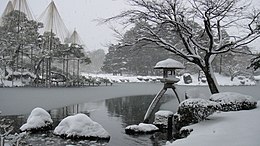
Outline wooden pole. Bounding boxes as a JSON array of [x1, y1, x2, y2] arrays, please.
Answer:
[[42, 59, 45, 86], [45, 58, 48, 87], [66, 56, 69, 87], [77, 58, 80, 86], [62, 56, 65, 86]]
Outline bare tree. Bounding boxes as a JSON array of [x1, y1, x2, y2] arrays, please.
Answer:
[[104, 0, 260, 94]]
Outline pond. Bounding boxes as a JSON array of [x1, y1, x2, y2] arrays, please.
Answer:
[[1, 83, 260, 145], [1, 95, 177, 146]]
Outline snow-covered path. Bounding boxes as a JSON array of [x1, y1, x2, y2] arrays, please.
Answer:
[[168, 101, 260, 146]]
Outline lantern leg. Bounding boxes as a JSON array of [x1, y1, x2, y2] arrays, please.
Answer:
[[144, 87, 167, 123], [171, 87, 181, 103]]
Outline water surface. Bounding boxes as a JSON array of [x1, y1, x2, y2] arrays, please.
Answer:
[[1, 95, 176, 146]]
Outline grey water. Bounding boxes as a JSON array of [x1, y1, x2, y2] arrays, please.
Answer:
[[0, 83, 260, 145]]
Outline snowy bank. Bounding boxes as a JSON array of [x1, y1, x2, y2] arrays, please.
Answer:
[[54, 113, 110, 140], [20, 107, 53, 132], [125, 123, 159, 134], [167, 101, 260, 146], [81, 73, 256, 86]]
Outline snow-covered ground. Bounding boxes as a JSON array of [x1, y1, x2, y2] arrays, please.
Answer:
[[0, 72, 257, 87], [167, 101, 260, 146]]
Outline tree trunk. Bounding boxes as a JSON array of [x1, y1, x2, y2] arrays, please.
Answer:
[[219, 55, 222, 74], [202, 67, 219, 94]]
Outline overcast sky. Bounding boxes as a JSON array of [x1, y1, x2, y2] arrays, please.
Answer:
[[0, 0, 260, 52]]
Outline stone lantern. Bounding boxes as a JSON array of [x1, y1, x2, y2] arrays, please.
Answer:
[[154, 58, 185, 84], [144, 58, 185, 123]]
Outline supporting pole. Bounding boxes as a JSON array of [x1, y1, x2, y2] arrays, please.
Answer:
[[77, 59, 80, 86], [144, 83, 182, 123], [21, 44, 24, 84], [171, 87, 181, 103], [144, 87, 167, 123], [62, 56, 65, 86], [45, 58, 48, 87], [42, 59, 45, 86], [66, 56, 69, 87]]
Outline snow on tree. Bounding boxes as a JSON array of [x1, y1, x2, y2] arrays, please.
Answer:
[[103, 0, 260, 94], [250, 54, 260, 71], [20, 107, 53, 132], [0, 10, 42, 72]]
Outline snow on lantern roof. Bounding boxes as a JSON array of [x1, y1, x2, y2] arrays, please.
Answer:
[[154, 58, 185, 69]]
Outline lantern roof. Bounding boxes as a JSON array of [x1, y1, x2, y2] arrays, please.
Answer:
[[154, 58, 185, 69]]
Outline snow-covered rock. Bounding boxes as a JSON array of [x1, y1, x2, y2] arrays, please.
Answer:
[[209, 92, 257, 111], [20, 107, 53, 132], [174, 98, 221, 130], [183, 73, 192, 84], [153, 110, 173, 129], [125, 123, 159, 134], [54, 113, 110, 139]]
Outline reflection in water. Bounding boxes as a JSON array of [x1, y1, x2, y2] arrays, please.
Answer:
[[1, 95, 177, 146], [105, 95, 173, 126]]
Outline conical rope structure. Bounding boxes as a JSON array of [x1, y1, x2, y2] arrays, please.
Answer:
[[37, 1, 69, 43], [0, 0, 34, 25], [0, 1, 14, 25], [2, 1, 14, 16], [12, 0, 34, 20], [67, 29, 85, 46]]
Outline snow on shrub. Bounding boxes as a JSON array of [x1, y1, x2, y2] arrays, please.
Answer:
[[174, 98, 221, 130], [209, 92, 257, 111], [125, 123, 159, 134], [20, 107, 53, 132], [54, 113, 110, 140]]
